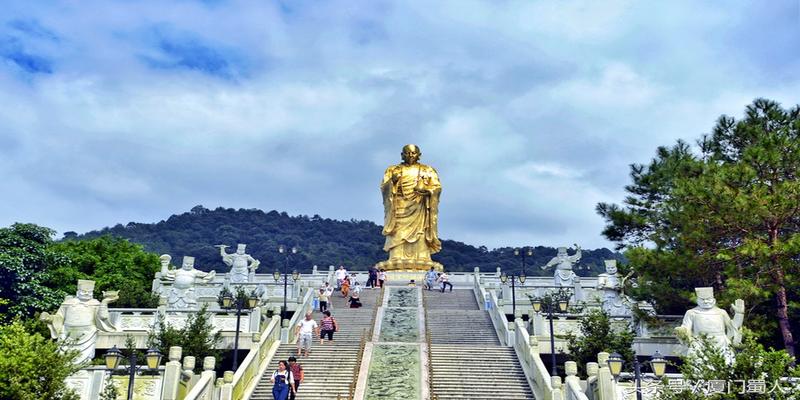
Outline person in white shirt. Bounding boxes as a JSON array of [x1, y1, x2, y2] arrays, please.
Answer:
[[270, 360, 295, 400], [439, 271, 453, 292], [335, 266, 347, 291], [352, 281, 363, 295], [295, 312, 319, 357]]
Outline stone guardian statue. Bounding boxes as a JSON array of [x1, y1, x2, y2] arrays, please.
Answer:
[[596, 260, 632, 316], [217, 243, 260, 283], [162, 256, 216, 309], [675, 287, 744, 362], [541, 244, 582, 287], [377, 144, 443, 271], [40, 279, 119, 365]]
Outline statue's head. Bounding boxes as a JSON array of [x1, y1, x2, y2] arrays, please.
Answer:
[[236, 244, 246, 255], [159, 254, 171, 267], [401, 144, 421, 165], [695, 287, 716, 309], [604, 260, 617, 275], [76, 279, 95, 301], [182, 256, 195, 270], [557, 247, 568, 257]]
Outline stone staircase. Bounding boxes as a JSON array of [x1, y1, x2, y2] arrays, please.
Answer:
[[429, 345, 535, 399], [249, 288, 378, 400], [425, 289, 534, 399]]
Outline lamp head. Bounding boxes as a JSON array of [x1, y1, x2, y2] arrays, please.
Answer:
[[500, 273, 508, 284], [273, 271, 281, 282], [607, 352, 624, 378], [651, 351, 667, 378], [104, 345, 122, 370], [145, 347, 163, 370]]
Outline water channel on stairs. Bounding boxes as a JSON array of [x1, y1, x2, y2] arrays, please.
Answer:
[[366, 287, 422, 400]]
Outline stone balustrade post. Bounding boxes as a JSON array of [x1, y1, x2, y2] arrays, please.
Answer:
[[551, 376, 564, 400], [182, 356, 197, 392], [529, 335, 540, 355], [161, 347, 183, 400], [249, 307, 261, 333], [596, 352, 616, 400], [312, 265, 318, 274], [218, 371, 234, 400], [496, 267, 502, 276], [533, 312, 545, 337]]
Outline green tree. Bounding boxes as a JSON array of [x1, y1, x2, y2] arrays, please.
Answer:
[[0, 321, 81, 400], [49, 236, 160, 308], [565, 309, 636, 377], [0, 224, 68, 322], [658, 331, 800, 399], [598, 99, 800, 356], [147, 305, 221, 371]]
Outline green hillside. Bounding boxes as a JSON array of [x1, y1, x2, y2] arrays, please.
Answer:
[[71, 205, 622, 275]]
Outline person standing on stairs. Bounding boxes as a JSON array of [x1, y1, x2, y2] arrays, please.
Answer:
[[424, 267, 437, 290], [319, 310, 338, 344], [318, 288, 329, 313], [270, 360, 295, 400], [287, 357, 304, 400], [335, 265, 347, 291], [295, 312, 319, 357], [378, 269, 387, 287], [439, 271, 453, 292], [367, 265, 378, 289], [341, 276, 351, 298]]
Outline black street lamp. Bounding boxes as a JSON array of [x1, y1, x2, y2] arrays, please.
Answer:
[[104, 345, 163, 400], [531, 294, 570, 376], [219, 287, 259, 371], [513, 247, 533, 276], [499, 272, 526, 317], [607, 351, 668, 400], [274, 245, 300, 326]]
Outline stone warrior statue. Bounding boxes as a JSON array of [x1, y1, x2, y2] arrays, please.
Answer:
[[217, 243, 260, 283], [162, 256, 215, 309], [541, 244, 582, 287], [596, 260, 632, 316], [377, 144, 443, 271], [40, 279, 119, 365], [675, 287, 745, 362]]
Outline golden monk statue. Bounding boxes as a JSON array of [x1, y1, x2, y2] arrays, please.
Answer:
[[377, 144, 444, 271]]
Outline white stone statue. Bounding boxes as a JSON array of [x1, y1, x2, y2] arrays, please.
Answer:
[[162, 256, 216, 309], [40, 280, 119, 365], [159, 254, 172, 275], [217, 243, 260, 283], [596, 260, 632, 316], [675, 287, 744, 362], [541, 244, 582, 287]]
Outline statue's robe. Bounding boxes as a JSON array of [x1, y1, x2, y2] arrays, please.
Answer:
[[381, 162, 441, 261], [48, 297, 117, 364]]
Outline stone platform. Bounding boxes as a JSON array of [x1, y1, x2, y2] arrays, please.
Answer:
[[374, 259, 444, 272]]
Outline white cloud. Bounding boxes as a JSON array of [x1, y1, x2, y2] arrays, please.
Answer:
[[0, 0, 798, 250]]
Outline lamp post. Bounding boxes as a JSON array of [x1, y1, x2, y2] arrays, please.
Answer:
[[104, 345, 163, 400], [607, 351, 667, 400], [219, 287, 259, 371], [499, 272, 526, 317], [531, 294, 569, 375], [513, 247, 533, 276], [274, 245, 300, 326]]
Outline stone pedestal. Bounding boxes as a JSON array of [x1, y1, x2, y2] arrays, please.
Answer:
[[374, 259, 444, 272]]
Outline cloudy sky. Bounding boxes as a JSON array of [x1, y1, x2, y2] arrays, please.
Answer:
[[1, 1, 798, 249]]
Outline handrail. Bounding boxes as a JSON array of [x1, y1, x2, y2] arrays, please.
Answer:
[[184, 372, 214, 400], [231, 315, 282, 399], [514, 318, 561, 400]]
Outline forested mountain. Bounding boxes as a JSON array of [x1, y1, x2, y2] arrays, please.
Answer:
[[71, 205, 622, 275]]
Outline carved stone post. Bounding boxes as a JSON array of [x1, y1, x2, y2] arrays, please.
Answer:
[[596, 352, 616, 400], [218, 371, 235, 400], [162, 346, 183, 400], [182, 356, 197, 393]]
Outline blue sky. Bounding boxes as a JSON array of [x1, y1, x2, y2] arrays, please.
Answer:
[[1, 1, 798, 249]]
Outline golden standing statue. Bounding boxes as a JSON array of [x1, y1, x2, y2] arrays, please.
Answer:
[[377, 144, 444, 271]]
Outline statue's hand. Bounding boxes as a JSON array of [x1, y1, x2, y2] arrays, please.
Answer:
[[731, 299, 745, 314], [101, 291, 119, 304], [40, 312, 52, 322], [675, 326, 690, 342]]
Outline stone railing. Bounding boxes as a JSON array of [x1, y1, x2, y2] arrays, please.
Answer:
[[110, 308, 255, 333], [564, 361, 590, 400], [217, 315, 282, 400], [513, 318, 563, 400], [474, 274, 511, 345], [184, 356, 217, 400], [585, 353, 616, 400]]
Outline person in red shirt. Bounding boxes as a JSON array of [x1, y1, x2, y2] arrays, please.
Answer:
[[287, 356, 304, 400]]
